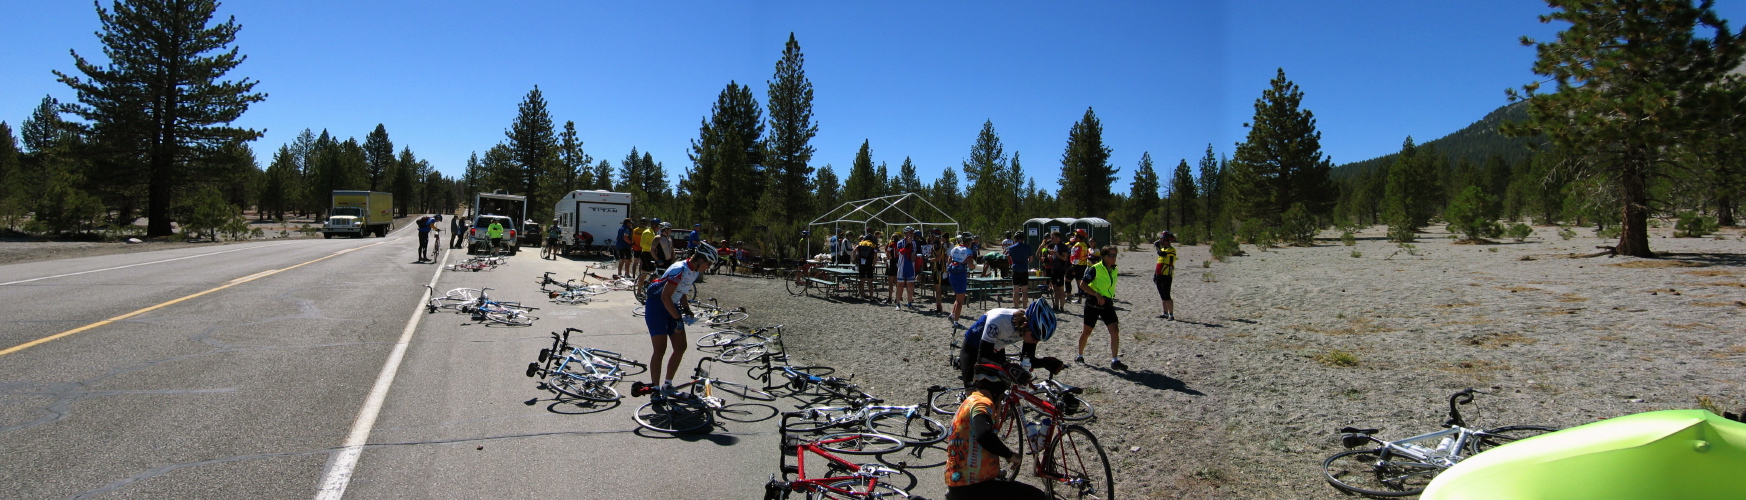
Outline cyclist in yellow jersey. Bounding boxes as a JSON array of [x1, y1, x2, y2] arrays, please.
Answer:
[[943, 364, 1046, 500], [1076, 246, 1125, 370], [1154, 231, 1178, 320], [1068, 231, 1091, 303]]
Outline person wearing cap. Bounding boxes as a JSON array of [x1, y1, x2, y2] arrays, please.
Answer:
[[1076, 245, 1126, 370], [687, 223, 702, 253], [946, 233, 975, 323], [1155, 231, 1179, 320], [943, 363, 1048, 500], [616, 218, 635, 277], [414, 214, 441, 262], [636, 242, 719, 402]]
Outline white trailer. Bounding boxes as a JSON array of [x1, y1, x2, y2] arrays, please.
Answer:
[[553, 190, 632, 257]]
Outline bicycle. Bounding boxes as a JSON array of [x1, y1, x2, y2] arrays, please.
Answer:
[[958, 363, 1112, 500], [627, 356, 777, 434], [1322, 388, 1559, 497], [717, 326, 791, 363], [784, 388, 951, 447], [525, 328, 645, 401], [425, 286, 483, 313], [930, 359, 1094, 423], [696, 324, 782, 352], [448, 287, 537, 326], [764, 432, 926, 500]]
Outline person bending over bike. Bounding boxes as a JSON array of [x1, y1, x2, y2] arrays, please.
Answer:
[[957, 300, 1057, 387], [944, 364, 1047, 500], [642, 242, 718, 400]]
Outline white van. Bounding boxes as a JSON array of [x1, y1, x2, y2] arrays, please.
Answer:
[[553, 190, 632, 257]]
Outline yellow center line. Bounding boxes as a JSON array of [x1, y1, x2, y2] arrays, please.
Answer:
[[0, 240, 395, 358]]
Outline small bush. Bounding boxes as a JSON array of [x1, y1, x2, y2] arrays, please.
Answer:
[[1238, 218, 1275, 247], [1210, 231, 1243, 261], [1387, 223, 1417, 243], [1313, 350, 1360, 367], [1505, 223, 1532, 242], [1398, 242, 1420, 256], [1350, 250, 1362, 258], [1487, 247, 1498, 252], [1675, 212, 1718, 238], [1340, 230, 1356, 246], [1279, 203, 1318, 246], [1596, 225, 1621, 239], [1557, 225, 1577, 240]]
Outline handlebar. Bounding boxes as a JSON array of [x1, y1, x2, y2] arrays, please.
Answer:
[[1445, 387, 1496, 428]]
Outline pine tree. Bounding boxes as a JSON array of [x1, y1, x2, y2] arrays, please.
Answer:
[[1057, 107, 1117, 216], [363, 124, 394, 192], [0, 122, 26, 230], [55, 0, 265, 236], [1505, 0, 1746, 257], [765, 33, 818, 221], [894, 157, 924, 195], [962, 120, 1012, 234], [1128, 152, 1161, 230], [1197, 145, 1224, 237], [932, 165, 962, 214], [558, 121, 590, 193], [1228, 68, 1334, 224], [507, 86, 559, 219], [814, 164, 841, 210], [844, 140, 879, 201], [688, 82, 763, 218], [1169, 158, 1198, 233], [592, 159, 614, 191], [392, 147, 417, 216]]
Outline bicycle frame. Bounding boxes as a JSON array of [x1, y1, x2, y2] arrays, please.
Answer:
[[782, 434, 901, 498]]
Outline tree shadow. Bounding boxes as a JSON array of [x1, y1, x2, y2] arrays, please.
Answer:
[[1656, 252, 1746, 267], [1090, 367, 1205, 396]]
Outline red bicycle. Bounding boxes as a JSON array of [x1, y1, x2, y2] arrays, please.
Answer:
[[993, 365, 1114, 500], [765, 417, 925, 499]]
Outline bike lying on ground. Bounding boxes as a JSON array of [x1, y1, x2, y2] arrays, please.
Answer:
[[1322, 388, 1559, 497], [764, 431, 929, 500], [783, 387, 951, 447], [525, 328, 645, 401], [627, 356, 777, 434]]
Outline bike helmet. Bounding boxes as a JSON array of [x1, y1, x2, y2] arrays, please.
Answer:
[[1026, 300, 1057, 342], [971, 363, 1013, 391], [693, 242, 720, 265], [1159, 230, 1177, 244], [661, 222, 672, 229]]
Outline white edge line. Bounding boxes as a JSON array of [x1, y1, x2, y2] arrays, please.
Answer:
[[0, 241, 302, 287], [313, 244, 446, 499]]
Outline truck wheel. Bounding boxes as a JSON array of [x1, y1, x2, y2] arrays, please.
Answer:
[[509, 246, 519, 256], [323, 233, 332, 239]]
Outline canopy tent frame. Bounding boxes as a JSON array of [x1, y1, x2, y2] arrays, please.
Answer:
[[807, 193, 959, 254]]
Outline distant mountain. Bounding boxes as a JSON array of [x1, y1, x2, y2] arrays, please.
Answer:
[[1331, 101, 1539, 180]]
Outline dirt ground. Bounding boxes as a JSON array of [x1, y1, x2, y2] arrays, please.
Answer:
[[690, 223, 1745, 499]]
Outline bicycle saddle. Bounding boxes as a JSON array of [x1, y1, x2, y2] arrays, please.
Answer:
[[1339, 426, 1380, 435]]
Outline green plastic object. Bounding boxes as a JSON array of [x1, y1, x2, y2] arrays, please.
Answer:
[[1423, 410, 1746, 499]]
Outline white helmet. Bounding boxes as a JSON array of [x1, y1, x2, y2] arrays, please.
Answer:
[[693, 242, 719, 265]]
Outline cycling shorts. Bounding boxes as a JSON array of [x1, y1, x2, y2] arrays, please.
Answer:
[[1154, 274, 1173, 302], [949, 271, 968, 295], [644, 295, 681, 337], [896, 258, 916, 282]]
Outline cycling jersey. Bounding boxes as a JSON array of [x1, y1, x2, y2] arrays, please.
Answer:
[[639, 227, 656, 252], [970, 308, 1025, 350], [1085, 262, 1116, 298], [646, 260, 701, 309], [947, 245, 973, 274], [617, 226, 633, 249], [944, 391, 1003, 487], [1070, 242, 1089, 265], [1155, 245, 1177, 276]]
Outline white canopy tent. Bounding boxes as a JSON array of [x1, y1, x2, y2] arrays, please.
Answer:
[[807, 192, 959, 253]]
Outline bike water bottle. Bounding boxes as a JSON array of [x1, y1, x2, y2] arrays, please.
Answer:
[[1025, 417, 1053, 453]]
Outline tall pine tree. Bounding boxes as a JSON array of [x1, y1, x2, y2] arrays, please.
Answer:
[[765, 33, 818, 220], [1228, 68, 1334, 224], [1057, 108, 1118, 217]]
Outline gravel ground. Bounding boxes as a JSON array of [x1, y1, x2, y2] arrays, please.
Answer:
[[693, 223, 1745, 499]]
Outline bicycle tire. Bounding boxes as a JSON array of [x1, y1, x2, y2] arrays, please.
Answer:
[[1043, 424, 1114, 500], [485, 311, 535, 326], [814, 432, 906, 455], [634, 398, 714, 434], [929, 387, 967, 415], [549, 374, 620, 402], [997, 401, 1026, 481], [782, 407, 854, 434], [785, 270, 806, 295], [696, 331, 761, 349], [718, 344, 771, 364], [1469, 425, 1558, 454], [705, 311, 750, 326], [806, 480, 912, 499], [754, 365, 835, 387], [708, 380, 777, 402], [1322, 448, 1438, 497], [867, 410, 947, 446]]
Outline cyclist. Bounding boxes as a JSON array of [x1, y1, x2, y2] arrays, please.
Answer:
[[1075, 245, 1125, 370], [486, 218, 505, 254], [1068, 229, 1090, 303], [947, 233, 975, 324], [1154, 230, 1178, 320], [855, 236, 878, 299], [956, 299, 1056, 387], [414, 214, 440, 262], [638, 218, 659, 276], [642, 242, 718, 400], [1044, 230, 1070, 309], [653, 222, 674, 269], [543, 220, 561, 260], [1007, 231, 1033, 308], [944, 364, 1047, 500], [616, 218, 634, 277], [628, 218, 646, 275]]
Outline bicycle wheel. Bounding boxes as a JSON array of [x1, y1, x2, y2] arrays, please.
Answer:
[[696, 331, 760, 349], [782, 407, 855, 433], [814, 432, 906, 455], [705, 310, 749, 326], [867, 410, 947, 446], [1469, 425, 1558, 454], [549, 374, 620, 402], [707, 380, 777, 402], [929, 387, 968, 415], [806, 480, 912, 499], [997, 402, 1027, 481], [485, 311, 534, 326], [1043, 425, 1114, 500], [1322, 448, 1438, 497], [634, 398, 714, 434], [785, 270, 806, 295], [718, 343, 771, 364]]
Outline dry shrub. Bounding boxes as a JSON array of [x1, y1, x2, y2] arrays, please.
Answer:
[[1312, 350, 1360, 367], [1463, 332, 1537, 348], [1605, 260, 1708, 269], [1556, 293, 1589, 302], [1684, 269, 1738, 277], [1691, 301, 1744, 307], [1434, 301, 1478, 308]]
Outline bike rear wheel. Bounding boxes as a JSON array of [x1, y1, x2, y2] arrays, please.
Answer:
[[806, 480, 912, 499], [696, 331, 762, 350], [549, 374, 620, 402], [929, 387, 967, 415], [785, 270, 807, 295], [718, 343, 771, 364], [634, 398, 714, 434], [814, 432, 906, 455], [1043, 425, 1113, 500], [867, 410, 947, 446], [705, 310, 750, 326], [1322, 448, 1438, 497]]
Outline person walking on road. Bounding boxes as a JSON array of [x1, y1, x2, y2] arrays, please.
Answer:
[[1075, 246, 1125, 370], [615, 218, 634, 278], [639, 243, 717, 400], [449, 213, 465, 249], [415, 214, 441, 262], [1154, 231, 1178, 320], [486, 219, 504, 255]]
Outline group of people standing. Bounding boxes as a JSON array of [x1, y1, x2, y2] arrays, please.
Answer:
[[613, 217, 705, 279]]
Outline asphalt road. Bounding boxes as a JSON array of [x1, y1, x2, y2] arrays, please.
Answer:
[[0, 224, 782, 499]]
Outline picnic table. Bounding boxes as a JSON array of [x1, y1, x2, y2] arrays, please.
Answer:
[[965, 276, 1008, 306]]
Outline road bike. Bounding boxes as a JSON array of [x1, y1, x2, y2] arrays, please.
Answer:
[[425, 286, 483, 313], [929, 360, 1094, 423], [784, 388, 950, 447], [696, 324, 782, 352], [716, 326, 790, 364], [764, 432, 926, 499], [525, 328, 645, 401], [954, 364, 1112, 499], [1322, 388, 1559, 497], [628, 356, 777, 434]]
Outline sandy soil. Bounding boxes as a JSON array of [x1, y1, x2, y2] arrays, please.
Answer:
[[697, 223, 1746, 499]]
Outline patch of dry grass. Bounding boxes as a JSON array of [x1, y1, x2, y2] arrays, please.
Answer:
[[1495, 285, 1542, 293], [1556, 293, 1589, 302], [1463, 332, 1537, 348], [1434, 301, 1478, 308], [1684, 269, 1738, 277], [1311, 350, 1360, 367]]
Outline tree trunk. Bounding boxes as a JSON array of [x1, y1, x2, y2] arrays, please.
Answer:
[[1719, 191, 1737, 227], [1616, 160, 1655, 257]]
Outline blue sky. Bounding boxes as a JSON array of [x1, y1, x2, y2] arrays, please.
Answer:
[[5, 1, 1744, 189]]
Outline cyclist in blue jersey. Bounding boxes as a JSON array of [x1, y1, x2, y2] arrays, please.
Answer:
[[947, 233, 975, 324], [642, 242, 718, 400]]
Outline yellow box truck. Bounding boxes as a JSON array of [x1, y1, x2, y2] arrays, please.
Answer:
[[323, 190, 394, 238]]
